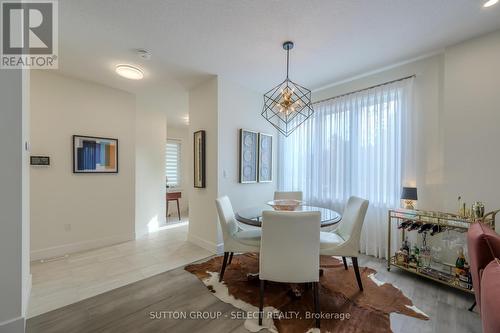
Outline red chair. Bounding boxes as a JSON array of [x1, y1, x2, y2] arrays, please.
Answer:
[[467, 221, 500, 333]]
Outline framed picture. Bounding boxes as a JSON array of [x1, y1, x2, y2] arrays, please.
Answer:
[[193, 130, 206, 188], [239, 129, 258, 183], [258, 133, 273, 182], [73, 135, 118, 173]]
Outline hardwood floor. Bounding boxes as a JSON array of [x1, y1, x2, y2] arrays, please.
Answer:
[[27, 255, 481, 333]]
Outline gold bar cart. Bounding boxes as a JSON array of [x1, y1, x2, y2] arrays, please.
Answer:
[[387, 208, 497, 295]]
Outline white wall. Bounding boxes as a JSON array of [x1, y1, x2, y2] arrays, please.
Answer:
[[443, 30, 500, 219], [187, 76, 279, 253], [0, 69, 29, 332], [135, 94, 167, 238], [218, 78, 278, 212], [167, 126, 190, 216], [30, 71, 136, 260], [188, 77, 220, 252]]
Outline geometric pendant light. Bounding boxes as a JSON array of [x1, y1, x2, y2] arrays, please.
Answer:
[[261, 41, 314, 137]]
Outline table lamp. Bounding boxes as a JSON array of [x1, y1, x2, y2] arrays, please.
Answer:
[[401, 187, 418, 209]]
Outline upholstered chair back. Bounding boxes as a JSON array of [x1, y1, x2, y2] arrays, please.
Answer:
[[273, 191, 303, 201], [260, 210, 320, 283], [335, 197, 369, 246], [215, 196, 239, 242], [467, 222, 500, 310]]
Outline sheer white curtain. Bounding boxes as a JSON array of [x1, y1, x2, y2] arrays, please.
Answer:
[[278, 78, 414, 258]]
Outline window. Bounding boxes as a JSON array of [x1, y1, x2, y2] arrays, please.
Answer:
[[166, 140, 181, 188], [278, 78, 414, 258]]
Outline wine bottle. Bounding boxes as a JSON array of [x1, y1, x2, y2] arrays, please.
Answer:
[[430, 224, 443, 236], [418, 223, 434, 233], [398, 220, 412, 229], [408, 222, 422, 231], [402, 237, 410, 253]]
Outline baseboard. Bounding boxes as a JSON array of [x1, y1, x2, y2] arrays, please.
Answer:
[[30, 233, 135, 261], [187, 233, 221, 254], [0, 316, 25, 333]]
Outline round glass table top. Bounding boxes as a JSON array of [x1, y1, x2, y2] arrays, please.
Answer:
[[235, 204, 342, 227]]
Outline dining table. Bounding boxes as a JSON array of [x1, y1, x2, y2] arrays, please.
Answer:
[[235, 204, 342, 228], [235, 204, 342, 298]]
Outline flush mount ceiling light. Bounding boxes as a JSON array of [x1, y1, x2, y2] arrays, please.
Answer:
[[484, 0, 498, 7], [115, 64, 144, 80], [262, 41, 314, 137]]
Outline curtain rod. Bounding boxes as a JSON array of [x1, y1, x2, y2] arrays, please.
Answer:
[[313, 74, 416, 105]]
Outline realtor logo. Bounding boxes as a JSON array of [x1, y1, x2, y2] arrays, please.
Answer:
[[1, 0, 58, 68]]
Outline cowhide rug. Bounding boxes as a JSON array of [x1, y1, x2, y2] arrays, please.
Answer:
[[185, 254, 428, 333]]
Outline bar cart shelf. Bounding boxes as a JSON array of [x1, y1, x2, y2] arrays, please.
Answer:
[[386, 208, 497, 295], [388, 257, 474, 294]]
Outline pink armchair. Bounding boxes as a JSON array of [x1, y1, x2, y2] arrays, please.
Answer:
[[467, 222, 500, 333], [481, 259, 500, 333], [467, 222, 500, 310]]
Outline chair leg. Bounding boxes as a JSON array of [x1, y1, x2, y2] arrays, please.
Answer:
[[468, 300, 476, 312], [352, 257, 363, 291], [342, 256, 348, 270], [228, 252, 234, 265], [313, 282, 320, 328], [219, 252, 229, 282], [176, 199, 181, 221], [259, 279, 265, 326]]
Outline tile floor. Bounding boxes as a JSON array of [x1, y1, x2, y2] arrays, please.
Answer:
[[28, 220, 212, 318]]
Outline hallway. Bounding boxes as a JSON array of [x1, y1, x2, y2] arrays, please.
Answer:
[[28, 222, 212, 318]]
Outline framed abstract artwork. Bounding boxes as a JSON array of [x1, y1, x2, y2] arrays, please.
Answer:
[[239, 129, 258, 183], [193, 130, 206, 188], [73, 135, 118, 173], [258, 133, 273, 182]]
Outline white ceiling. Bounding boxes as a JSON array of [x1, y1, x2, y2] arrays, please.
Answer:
[[58, 0, 500, 111]]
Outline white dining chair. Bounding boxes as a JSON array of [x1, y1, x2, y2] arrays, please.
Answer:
[[319, 196, 369, 291], [273, 191, 303, 201], [259, 210, 321, 328], [215, 196, 261, 282]]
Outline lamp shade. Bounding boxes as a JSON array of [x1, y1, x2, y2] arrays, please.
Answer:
[[401, 187, 418, 201]]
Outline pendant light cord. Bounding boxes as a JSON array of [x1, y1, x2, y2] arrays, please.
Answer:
[[286, 48, 289, 79]]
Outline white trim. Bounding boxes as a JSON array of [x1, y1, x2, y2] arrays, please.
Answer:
[[0, 316, 25, 333], [216, 242, 224, 254], [187, 233, 222, 254], [313, 49, 444, 94], [22, 274, 32, 318], [30, 232, 134, 261]]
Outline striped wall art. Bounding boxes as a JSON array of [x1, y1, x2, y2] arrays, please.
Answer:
[[73, 135, 118, 173]]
